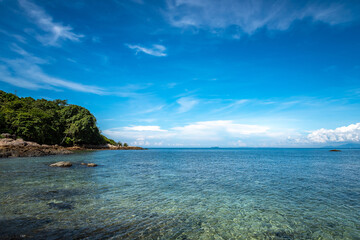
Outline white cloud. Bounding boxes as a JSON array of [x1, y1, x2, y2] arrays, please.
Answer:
[[103, 120, 270, 146], [166, 0, 357, 35], [123, 126, 167, 132], [307, 123, 360, 143], [126, 44, 167, 57], [18, 0, 84, 46], [177, 97, 198, 113], [172, 120, 269, 140]]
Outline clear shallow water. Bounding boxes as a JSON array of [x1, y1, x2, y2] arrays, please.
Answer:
[[1, 149, 359, 239]]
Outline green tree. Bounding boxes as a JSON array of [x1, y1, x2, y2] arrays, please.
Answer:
[[0, 90, 119, 146], [60, 105, 104, 145]]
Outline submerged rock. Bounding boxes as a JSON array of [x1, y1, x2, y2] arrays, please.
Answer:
[[48, 202, 73, 210], [329, 149, 341, 152], [49, 161, 72, 167]]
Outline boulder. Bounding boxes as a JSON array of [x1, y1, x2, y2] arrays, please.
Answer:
[[48, 201, 73, 210], [1, 133, 11, 138], [87, 163, 98, 167], [50, 161, 72, 167], [1, 133, 16, 139], [329, 149, 341, 152], [0, 138, 28, 147]]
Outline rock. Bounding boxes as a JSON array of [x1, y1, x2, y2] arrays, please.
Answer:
[[49, 161, 72, 167], [25, 141, 40, 147], [81, 163, 87, 165], [67, 146, 82, 150], [87, 163, 97, 167], [1, 133, 14, 139], [329, 149, 341, 152], [0, 143, 72, 158], [0, 138, 28, 147], [48, 202, 73, 210], [0, 138, 14, 146]]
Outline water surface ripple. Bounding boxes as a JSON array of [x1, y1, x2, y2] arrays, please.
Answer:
[[1, 149, 359, 239]]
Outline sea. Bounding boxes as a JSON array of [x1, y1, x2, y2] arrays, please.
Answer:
[[1, 148, 359, 239]]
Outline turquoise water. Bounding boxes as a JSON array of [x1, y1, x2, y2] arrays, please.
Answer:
[[1, 149, 359, 239]]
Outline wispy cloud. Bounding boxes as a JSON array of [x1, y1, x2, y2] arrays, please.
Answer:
[[0, 29, 27, 43], [0, 45, 105, 94], [214, 99, 249, 112], [18, 0, 84, 46], [307, 123, 360, 143], [165, 0, 358, 36], [177, 97, 198, 113], [126, 44, 167, 57]]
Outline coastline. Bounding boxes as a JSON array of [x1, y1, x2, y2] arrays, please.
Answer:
[[0, 138, 144, 158]]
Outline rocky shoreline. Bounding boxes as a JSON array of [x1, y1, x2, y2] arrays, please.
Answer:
[[0, 137, 144, 158]]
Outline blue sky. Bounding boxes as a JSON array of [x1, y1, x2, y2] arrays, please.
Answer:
[[1, 0, 360, 147]]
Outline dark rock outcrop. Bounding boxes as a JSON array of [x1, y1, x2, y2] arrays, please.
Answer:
[[0, 136, 144, 158], [0, 138, 72, 158], [329, 149, 341, 152]]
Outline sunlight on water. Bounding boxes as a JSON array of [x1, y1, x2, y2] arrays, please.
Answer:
[[1, 149, 359, 239]]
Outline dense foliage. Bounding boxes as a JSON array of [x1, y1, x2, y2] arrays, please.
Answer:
[[0, 90, 116, 146]]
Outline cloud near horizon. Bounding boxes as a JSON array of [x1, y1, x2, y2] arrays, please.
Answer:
[[103, 120, 270, 146], [166, 0, 358, 35], [307, 123, 360, 143], [18, 0, 84, 46], [104, 121, 360, 147]]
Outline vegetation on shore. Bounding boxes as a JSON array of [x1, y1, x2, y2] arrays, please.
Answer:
[[0, 90, 119, 146]]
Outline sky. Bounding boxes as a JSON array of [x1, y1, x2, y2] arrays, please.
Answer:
[[1, 0, 360, 147]]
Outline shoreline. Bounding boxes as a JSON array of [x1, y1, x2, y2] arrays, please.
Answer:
[[0, 138, 144, 158]]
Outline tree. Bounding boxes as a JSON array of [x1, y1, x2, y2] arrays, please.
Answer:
[[117, 141, 122, 147], [60, 105, 104, 145], [0, 90, 118, 146], [123, 143, 128, 147]]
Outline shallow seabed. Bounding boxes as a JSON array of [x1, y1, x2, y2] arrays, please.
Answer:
[[1, 149, 359, 239]]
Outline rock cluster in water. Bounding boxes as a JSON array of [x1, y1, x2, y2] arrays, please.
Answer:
[[49, 161, 72, 167], [49, 161, 98, 167]]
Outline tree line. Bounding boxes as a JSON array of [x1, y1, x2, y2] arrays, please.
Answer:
[[0, 90, 119, 146]]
